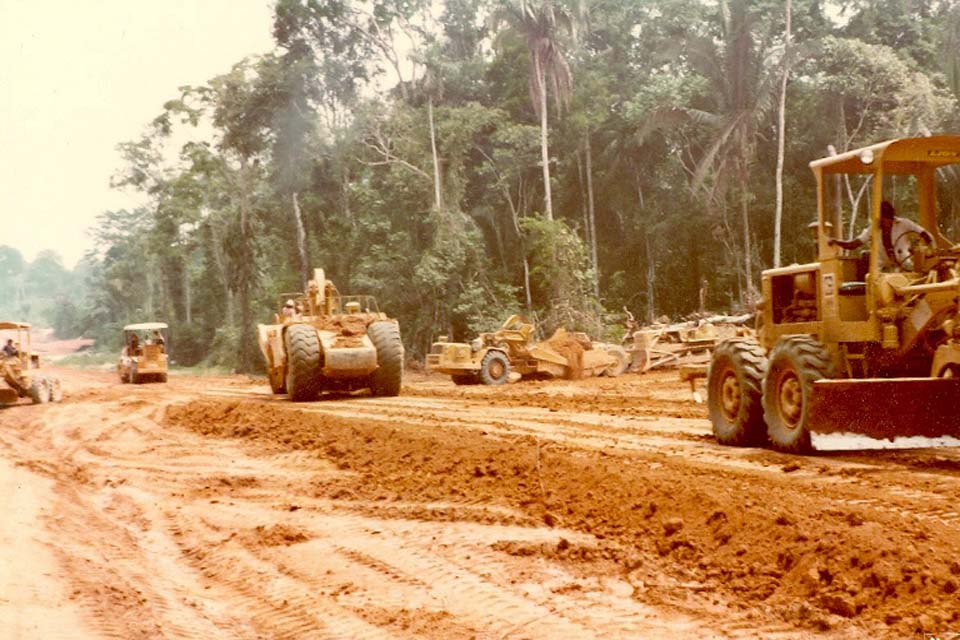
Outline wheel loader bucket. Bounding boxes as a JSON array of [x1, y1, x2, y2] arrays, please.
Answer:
[[806, 378, 960, 441]]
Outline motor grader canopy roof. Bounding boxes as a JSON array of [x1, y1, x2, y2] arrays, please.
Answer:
[[0, 321, 30, 330], [123, 322, 168, 331], [809, 136, 960, 175]]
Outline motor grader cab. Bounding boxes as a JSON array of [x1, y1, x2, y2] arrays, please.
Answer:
[[118, 322, 169, 384], [0, 321, 63, 405], [708, 135, 960, 452], [257, 268, 404, 400], [426, 315, 628, 385]]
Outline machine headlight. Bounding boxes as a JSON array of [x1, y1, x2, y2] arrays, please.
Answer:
[[471, 338, 482, 352]]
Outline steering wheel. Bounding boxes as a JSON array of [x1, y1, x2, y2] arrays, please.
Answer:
[[891, 229, 933, 271]]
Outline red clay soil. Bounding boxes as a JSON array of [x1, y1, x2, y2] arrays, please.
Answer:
[[543, 328, 585, 380], [2, 367, 959, 638]]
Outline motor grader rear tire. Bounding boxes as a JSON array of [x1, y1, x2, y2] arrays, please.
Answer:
[[762, 336, 833, 454], [479, 350, 510, 385], [368, 321, 403, 397], [707, 338, 767, 446], [285, 324, 322, 401], [30, 378, 51, 404]]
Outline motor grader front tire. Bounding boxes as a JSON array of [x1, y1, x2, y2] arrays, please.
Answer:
[[368, 321, 403, 397], [707, 338, 768, 446], [285, 324, 322, 401], [762, 336, 833, 454], [49, 378, 63, 402], [479, 350, 510, 385]]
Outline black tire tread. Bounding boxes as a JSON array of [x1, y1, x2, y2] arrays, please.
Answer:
[[479, 350, 510, 385], [708, 337, 768, 446], [285, 324, 322, 401], [762, 335, 833, 454], [369, 321, 403, 397]]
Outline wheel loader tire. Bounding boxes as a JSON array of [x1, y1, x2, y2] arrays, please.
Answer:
[[285, 324, 322, 401], [452, 374, 478, 385], [603, 346, 629, 377], [707, 338, 767, 446], [30, 378, 51, 404], [130, 363, 139, 385], [762, 336, 834, 454], [49, 378, 63, 402], [120, 371, 129, 384], [479, 350, 510, 386], [368, 321, 403, 397]]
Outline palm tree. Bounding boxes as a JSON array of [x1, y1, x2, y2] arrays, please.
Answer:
[[493, 0, 579, 221], [686, 0, 779, 302]]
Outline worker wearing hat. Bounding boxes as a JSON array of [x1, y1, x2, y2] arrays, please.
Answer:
[[829, 200, 933, 270]]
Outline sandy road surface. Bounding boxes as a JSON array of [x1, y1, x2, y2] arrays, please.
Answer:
[[1, 367, 959, 639]]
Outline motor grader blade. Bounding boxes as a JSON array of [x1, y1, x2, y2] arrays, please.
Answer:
[[806, 378, 960, 441]]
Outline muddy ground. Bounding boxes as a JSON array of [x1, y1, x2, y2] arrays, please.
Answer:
[[1, 367, 959, 639]]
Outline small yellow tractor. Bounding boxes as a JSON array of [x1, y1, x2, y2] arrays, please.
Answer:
[[118, 322, 169, 384], [0, 321, 63, 405], [426, 315, 628, 385], [257, 268, 404, 400], [708, 136, 960, 452]]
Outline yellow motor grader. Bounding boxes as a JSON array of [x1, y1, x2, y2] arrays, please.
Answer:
[[426, 315, 628, 385], [708, 136, 960, 452], [0, 321, 63, 405], [257, 268, 404, 400]]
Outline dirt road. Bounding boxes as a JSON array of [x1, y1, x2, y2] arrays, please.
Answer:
[[1, 367, 959, 639]]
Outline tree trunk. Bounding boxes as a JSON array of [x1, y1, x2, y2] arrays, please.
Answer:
[[585, 133, 599, 299], [428, 95, 442, 210], [644, 229, 656, 324], [535, 54, 553, 221], [740, 164, 756, 303], [292, 192, 310, 289], [773, 0, 791, 269]]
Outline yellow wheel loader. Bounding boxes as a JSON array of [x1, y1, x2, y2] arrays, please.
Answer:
[[257, 269, 404, 401], [118, 322, 169, 384], [0, 321, 63, 405], [426, 315, 628, 385], [708, 136, 960, 452]]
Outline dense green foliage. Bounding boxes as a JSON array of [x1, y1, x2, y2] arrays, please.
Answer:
[[28, 0, 960, 369]]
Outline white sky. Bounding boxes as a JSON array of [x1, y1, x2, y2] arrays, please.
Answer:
[[0, 0, 275, 268]]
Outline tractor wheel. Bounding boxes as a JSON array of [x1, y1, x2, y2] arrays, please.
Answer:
[[707, 338, 768, 446], [451, 374, 478, 385], [285, 324, 322, 401], [130, 363, 140, 385], [120, 371, 129, 384], [49, 378, 63, 402], [479, 351, 510, 386], [762, 336, 834, 454], [602, 346, 629, 377], [369, 321, 404, 397], [30, 378, 51, 404]]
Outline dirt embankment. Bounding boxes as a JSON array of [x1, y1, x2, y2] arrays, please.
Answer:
[[3, 367, 959, 638], [166, 389, 960, 637]]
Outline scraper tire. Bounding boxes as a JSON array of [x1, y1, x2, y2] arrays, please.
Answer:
[[763, 336, 833, 454], [369, 321, 403, 397], [285, 324, 322, 401], [707, 338, 768, 446]]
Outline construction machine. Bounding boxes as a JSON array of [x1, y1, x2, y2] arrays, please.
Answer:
[[708, 136, 960, 452], [118, 322, 169, 383], [426, 315, 628, 385], [0, 321, 63, 405], [257, 268, 403, 400]]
